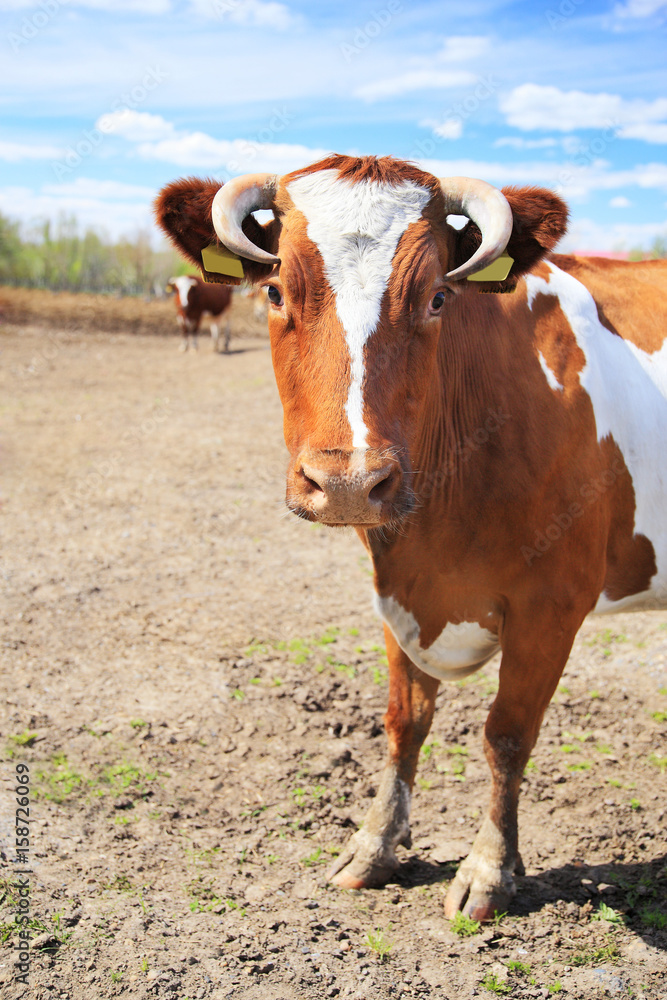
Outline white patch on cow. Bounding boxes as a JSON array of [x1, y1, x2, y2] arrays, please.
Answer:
[[286, 170, 432, 448], [525, 261, 667, 611], [375, 594, 500, 681], [172, 276, 197, 309], [538, 350, 563, 392]]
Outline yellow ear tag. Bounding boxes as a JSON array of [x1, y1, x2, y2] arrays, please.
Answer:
[[201, 243, 244, 280], [467, 253, 514, 282]]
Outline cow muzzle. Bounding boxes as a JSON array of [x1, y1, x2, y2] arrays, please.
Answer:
[[287, 449, 407, 527]]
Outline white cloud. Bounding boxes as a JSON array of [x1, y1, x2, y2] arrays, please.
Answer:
[[87, 109, 330, 175], [421, 117, 464, 140], [433, 119, 464, 140], [417, 156, 573, 190], [561, 216, 667, 253], [354, 32, 488, 103], [414, 156, 667, 207], [96, 110, 176, 142], [188, 0, 296, 29], [437, 35, 490, 63], [355, 69, 477, 102], [617, 122, 667, 143], [0, 185, 153, 240], [613, 0, 667, 17], [41, 178, 156, 200], [417, 156, 666, 250], [0, 140, 63, 161], [0, 0, 170, 9], [494, 137, 560, 149], [610, 196, 632, 207], [415, 155, 667, 250], [500, 84, 667, 137], [138, 132, 330, 175], [79, 0, 170, 8]]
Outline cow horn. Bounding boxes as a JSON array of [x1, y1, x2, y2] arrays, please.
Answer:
[[211, 173, 280, 265], [439, 177, 513, 281]]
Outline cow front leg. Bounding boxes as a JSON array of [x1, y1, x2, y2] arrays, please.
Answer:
[[210, 322, 220, 352], [223, 321, 231, 353], [328, 626, 439, 889], [186, 318, 199, 352], [444, 619, 576, 921], [177, 315, 188, 351]]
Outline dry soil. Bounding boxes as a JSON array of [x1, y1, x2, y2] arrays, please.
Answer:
[[1, 320, 666, 1000]]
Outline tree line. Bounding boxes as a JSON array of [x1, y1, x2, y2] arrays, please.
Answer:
[[1, 210, 664, 298], [0, 211, 190, 297]]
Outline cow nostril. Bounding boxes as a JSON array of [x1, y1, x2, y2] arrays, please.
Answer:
[[368, 470, 395, 503], [299, 468, 324, 494]]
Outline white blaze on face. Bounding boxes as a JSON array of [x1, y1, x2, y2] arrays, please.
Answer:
[[171, 276, 197, 310], [286, 170, 432, 448], [526, 261, 667, 611]]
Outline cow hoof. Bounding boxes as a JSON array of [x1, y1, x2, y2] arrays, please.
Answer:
[[443, 856, 516, 922], [327, 832, 401, 890]]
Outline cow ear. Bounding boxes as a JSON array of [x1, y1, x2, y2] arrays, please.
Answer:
[[451, 187, 569, 293], [154, 177, 279, 286]]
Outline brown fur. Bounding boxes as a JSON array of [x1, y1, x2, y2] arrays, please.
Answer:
[[154, 178, 278, 286], [453, 186, 569, 293], [155, 156, 666, 919]]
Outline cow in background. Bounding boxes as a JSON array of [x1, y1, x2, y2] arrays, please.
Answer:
[[166, 275, 233, 352]]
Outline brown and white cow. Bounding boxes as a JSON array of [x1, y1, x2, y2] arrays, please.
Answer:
[[155, 156, 667, 921], [166, 274, 233, 352]]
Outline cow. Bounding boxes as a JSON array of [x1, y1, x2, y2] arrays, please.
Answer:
[[155, 155, 667, 922], [166, 274, 233, 352]]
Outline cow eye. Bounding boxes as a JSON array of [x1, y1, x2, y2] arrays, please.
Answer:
[[267, 285, 283, 306], [429, 291, 446, 314]]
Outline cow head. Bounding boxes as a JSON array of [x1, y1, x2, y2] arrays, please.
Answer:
[[155, 155, 567, 529]]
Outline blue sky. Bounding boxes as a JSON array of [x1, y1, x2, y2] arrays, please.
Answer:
[[1, 0, 666, 251]]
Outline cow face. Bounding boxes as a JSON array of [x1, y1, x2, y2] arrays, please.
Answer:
[[155, 156, 567, 529], [264, 165, 453, 529]]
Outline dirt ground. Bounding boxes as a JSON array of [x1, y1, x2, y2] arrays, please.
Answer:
[[1, 319, 666, 1000]]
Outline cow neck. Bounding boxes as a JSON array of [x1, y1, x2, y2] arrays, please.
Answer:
[[410, 291, 513, 518]]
